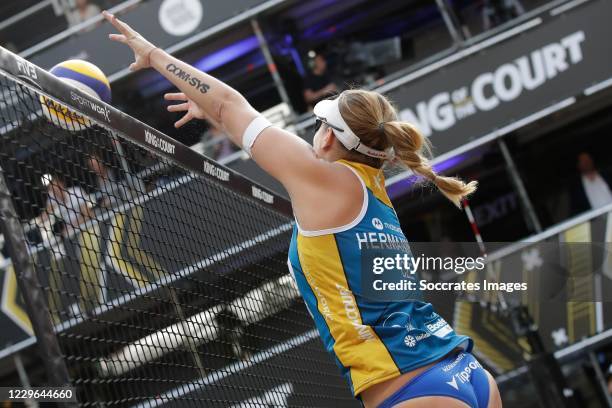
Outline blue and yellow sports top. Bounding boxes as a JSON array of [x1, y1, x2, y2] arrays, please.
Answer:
[[287, 160, 472, 396]]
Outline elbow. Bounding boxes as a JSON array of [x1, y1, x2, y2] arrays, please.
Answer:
[[214, 91, 248, 126], [212, 100, 225, 125]]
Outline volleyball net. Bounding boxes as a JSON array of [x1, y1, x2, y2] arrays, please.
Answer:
[[0, 47, 357, 407]]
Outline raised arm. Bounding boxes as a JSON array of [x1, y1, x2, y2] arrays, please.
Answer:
[[102, 11, 336, 196]]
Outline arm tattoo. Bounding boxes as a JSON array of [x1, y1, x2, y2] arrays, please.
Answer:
[[166, 63, 210, 94]]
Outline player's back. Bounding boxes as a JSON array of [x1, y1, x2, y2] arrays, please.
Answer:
[[287, 159, 472, 396]]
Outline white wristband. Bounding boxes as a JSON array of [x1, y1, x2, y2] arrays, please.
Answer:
[[242, 116, 272, 157]]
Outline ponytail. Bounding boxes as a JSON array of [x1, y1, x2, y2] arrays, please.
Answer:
[[336, 89, 477, 208], [382, 121, 477, 208]]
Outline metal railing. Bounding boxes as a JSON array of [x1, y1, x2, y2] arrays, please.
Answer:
[[19, 0, 144, 59], [0, 0, 53, 32]]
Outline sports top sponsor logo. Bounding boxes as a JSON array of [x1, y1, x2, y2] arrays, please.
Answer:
[[404, 331, 431, 348], [372, 218, 384, 230], [426, 318, 454, 338], [426, 319, 448, 332], [336, 283, 375, 342], [384, 222, 403, 234]]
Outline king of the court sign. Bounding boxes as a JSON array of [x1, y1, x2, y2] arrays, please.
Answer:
[[383, 0, 612, 157], [401, 30, 585, 137]]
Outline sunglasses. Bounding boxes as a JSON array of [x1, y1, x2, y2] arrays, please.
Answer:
[[314, 117, 344, 133]]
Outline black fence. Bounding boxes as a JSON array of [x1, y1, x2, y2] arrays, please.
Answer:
[[0, 47, 357, 407]]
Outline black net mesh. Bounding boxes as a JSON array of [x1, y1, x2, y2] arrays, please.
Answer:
[[0, 59, 357, 407]]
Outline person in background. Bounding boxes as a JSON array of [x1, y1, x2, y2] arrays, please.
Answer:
[[66, 0, 102, 27], [482, 0, 525, 31], [87, 153, 129, 207], [570, 152, 612, 214], [42, 175, 93, 235], [303, 52, 337, 110], [203, 123, 238, 161]]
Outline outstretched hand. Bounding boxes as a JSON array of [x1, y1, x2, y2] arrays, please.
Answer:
[[164, 92, 208, 128], [103, 10, 156, 71]]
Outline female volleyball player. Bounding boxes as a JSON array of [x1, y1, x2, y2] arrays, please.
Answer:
[[103, 10, 502, 408]]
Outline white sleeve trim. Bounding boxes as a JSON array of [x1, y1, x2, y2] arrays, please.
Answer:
[[242, 116, 272, 157]]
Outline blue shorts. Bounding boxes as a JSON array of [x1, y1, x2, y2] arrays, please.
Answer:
[[378, 351, 490, 408]]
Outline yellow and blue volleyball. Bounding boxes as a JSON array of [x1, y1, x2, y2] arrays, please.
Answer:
[[40, 59, 111, 131]]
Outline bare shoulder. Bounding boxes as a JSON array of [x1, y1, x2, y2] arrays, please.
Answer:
[[290, 161, 365, 231], [298, 159, 362, 198]]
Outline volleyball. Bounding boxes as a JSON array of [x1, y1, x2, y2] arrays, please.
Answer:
[[40, 59, 111, 131]]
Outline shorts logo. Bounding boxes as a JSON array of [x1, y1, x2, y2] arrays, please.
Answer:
[[445, 357, 483, 390], [372, 218, 384, 230], [450, 359, 483, 386], [442, 352, 466, 372], [447, 377, 459, 390], [457, 360, 483, 383]]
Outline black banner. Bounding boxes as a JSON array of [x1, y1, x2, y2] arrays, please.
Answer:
[[27, 0, 285, 78], [382, 0, 612, 159]]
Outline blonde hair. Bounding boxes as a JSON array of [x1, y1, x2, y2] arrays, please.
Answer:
[[337, 89, 477, 208]]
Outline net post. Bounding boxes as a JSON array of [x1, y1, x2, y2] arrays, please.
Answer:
[[0, 166, 74, 403], [167, 286, 208, 380]]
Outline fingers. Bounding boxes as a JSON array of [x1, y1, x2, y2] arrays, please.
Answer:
[[164, 93, 187, 101], [102, 10, 113, 22], [102, 10, 134, 37], [102, 10, 124, 33], [175, 112, 193, 128], [108, 33, 127, 44], [167, 103, 188, 112]]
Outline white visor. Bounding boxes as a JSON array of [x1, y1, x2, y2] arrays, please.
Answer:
[[313, 98, 394, 160]]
